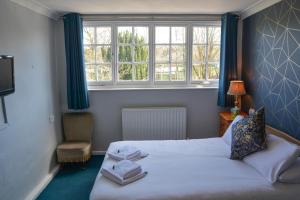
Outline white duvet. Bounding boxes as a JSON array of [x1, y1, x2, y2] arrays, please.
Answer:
[[90, 138, 300, 200]]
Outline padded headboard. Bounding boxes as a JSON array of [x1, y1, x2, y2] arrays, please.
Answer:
[[266, 125, 300, 146]]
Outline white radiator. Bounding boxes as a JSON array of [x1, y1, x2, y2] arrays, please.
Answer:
[[122, 107, 186, 140]]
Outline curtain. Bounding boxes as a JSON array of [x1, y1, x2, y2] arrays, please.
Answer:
[[64, 13, 89, 109], [217, 13, 239, 107]]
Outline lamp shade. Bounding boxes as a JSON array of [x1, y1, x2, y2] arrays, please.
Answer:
[[227, 80, 246, 96]]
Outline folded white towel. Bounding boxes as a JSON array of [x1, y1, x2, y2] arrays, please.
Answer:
[[108, 151, 149, 161], [112, 160, 142, 179], [101, 164, 147, 185], [107, 146, 149, 161]]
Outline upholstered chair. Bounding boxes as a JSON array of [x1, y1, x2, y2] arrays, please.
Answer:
[[56, 112, 93, 163]]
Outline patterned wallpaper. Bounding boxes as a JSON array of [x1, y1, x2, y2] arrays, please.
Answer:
[[242, 0, 300, 139]]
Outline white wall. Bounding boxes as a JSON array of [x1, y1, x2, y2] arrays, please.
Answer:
[[0, 1, 61, 199], [88, 89, 222, 150], [55, 21, 224, 151]]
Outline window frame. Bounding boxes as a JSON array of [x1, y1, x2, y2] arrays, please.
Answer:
[[154, 24, 188, 84], [191, 25, 221, 84], [116, 24, 151, 84], [83, 20, 221, 88]]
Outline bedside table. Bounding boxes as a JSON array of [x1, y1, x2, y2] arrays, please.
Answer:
[[219, 111, 247, 137]]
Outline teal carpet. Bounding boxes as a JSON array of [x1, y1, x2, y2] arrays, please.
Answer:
[[37, 156, 104, 200]]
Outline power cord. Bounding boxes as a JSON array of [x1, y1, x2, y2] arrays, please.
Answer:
[[1, 97, 8, 123], [0, 97, 9, 131]]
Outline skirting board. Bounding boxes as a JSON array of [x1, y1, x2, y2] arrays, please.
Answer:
[[92, 151, 106, 155], [25, 165, 60, 200]]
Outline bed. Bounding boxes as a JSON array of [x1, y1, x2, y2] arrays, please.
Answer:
[[90, 126, 300, 200]]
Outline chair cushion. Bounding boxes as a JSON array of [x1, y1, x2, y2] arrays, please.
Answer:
[[57, 142, 91, 163]]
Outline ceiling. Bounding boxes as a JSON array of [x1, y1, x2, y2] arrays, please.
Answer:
[[36, 0, 261, 15], [10, 0, 281, 20]]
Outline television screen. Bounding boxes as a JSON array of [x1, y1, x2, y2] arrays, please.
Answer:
[[0, 55, 14, 96]]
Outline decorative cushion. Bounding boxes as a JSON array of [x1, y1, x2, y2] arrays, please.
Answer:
[[222, 115, 244, 146], [230, 107, 267, 160]]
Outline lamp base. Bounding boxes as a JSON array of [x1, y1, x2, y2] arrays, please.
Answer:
[[231, 106, 240, 119]]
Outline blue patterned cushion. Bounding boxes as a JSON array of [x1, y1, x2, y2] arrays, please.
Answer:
[[230, 108, 267, 160]]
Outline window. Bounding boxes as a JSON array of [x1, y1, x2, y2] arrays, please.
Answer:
[[192, 26, 221, 81], [83, 26, 112, 82], [155, 27, 186, 81], [117, 26, 149, 81], [83, 21, 221, 88]]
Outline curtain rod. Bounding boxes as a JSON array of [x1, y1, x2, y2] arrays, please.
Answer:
[[80, 14, 222, 22]]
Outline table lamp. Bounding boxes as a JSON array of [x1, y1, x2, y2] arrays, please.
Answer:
[[227, 80, 246, 117]]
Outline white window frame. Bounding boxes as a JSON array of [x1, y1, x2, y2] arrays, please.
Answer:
[[83, 20, 221, 88], [154, 24, 188, 85], [83, 22, 114, 86], [191, 24, 221, 85], [116, 24, 151, 85]]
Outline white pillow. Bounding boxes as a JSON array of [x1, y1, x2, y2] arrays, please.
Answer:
[[279, 158, 300, 184], [244, 134, 300, 183], [222, 115, 244, 146]]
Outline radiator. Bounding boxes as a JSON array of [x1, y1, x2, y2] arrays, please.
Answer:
[[122, 107, 186, 140]]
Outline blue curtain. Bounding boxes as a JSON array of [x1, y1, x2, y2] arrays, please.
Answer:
[[64, 13, 89, 109], [217, 13, 238, 107]]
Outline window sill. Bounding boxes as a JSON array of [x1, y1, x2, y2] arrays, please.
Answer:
[[88, 84, 218, 91]]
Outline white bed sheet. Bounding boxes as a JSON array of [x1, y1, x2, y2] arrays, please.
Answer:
[[90, 138, 300, 200]]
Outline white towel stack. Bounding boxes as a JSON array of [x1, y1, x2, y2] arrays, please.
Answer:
[[107, 146, 148, 161], [101, 160, 147, 185]]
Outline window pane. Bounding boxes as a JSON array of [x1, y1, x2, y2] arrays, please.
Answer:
[[134, 27, 148, 44], [155, 64, 170, 81], [155, 45, 169, 62], [96, 27, 111, 44], [171, 27, 185, 43], [155, 27, 170, 44], [96, 46, 112, 63], [84, 46, 95, 64], [193, 45, 206, 62], [119, 64, 133, 80], [192, 64, 206, 80], [135, 64, 148, 80], [118, 27, 133, 44], [171, 45, 185, 62], [98, 64, 112, 81], [86, 65, 96, 81], [208, 63, 219, 79], [118, 45, 132, 62], [171, 63, 185, 81], [134, 46, 149, 62], [208, 27, 221, 44], [193, 27, 206, 44], [83, 24, 220, 84], [83, 27, 95, 44], [208, 45, 220, 62], [192, 26, 221, 81]]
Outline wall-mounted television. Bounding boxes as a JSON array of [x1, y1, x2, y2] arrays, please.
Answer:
[[0, 55, 14, 96]]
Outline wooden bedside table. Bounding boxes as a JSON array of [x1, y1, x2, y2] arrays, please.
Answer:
[[219, 111, 247, 137]]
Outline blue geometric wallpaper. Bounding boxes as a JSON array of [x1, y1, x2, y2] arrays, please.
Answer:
[[242, 0, 300, 140]]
